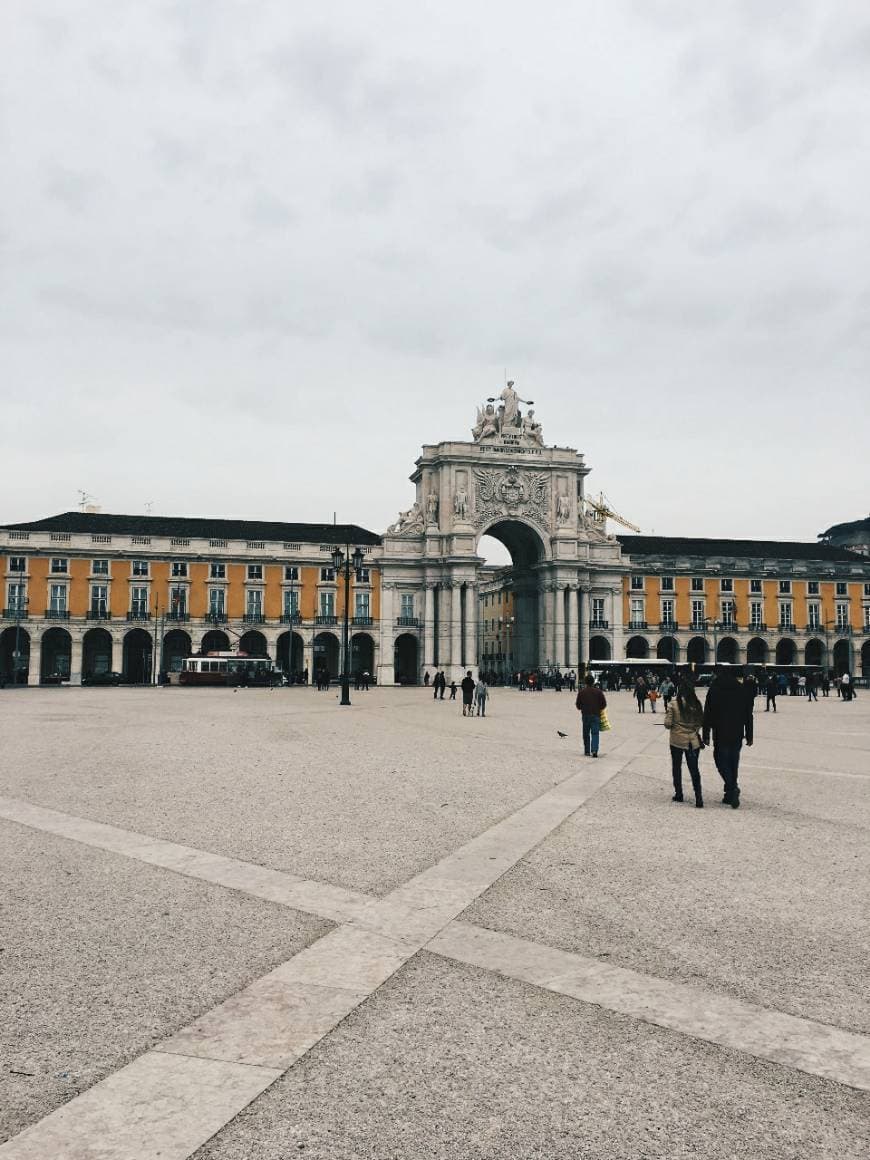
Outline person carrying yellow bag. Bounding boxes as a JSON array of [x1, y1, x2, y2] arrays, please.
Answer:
[[575, 674, 607, 758]]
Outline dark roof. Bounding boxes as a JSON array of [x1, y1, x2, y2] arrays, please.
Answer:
[[0, 511, 382, 546], [819, 516, 870, 540], [616, 534, 862, 564]]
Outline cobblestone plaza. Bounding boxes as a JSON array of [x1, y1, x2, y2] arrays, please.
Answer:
[[1, 684, 868, 1158]]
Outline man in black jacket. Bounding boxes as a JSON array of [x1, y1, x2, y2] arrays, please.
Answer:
[[702, 666, 754, 808]]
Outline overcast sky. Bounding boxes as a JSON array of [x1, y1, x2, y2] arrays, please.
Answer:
[[2, 0, 868, 560]]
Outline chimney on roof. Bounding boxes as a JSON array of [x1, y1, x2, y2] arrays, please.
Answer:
[[84, 503, 101, 514]]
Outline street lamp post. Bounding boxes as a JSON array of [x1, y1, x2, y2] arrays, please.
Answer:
[[331, 543, 364, 707]]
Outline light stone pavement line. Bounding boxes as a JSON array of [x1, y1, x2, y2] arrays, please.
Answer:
[[0, 1054, 283, 1160], [428, 922, 870, 1093], [0, 730, 655, 1160], [0, 795, 371, 925], [621, 755, 870, 781]]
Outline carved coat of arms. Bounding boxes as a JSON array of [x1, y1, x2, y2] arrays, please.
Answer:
[[472, 466, 549, 530]]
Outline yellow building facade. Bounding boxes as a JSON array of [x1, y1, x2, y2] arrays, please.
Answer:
[[0, 513, 382, 684]]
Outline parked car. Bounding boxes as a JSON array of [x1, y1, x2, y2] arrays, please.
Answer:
[[83, 671, 124, 686]]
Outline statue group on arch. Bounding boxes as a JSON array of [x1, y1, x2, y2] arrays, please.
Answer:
[[473, 381, 544, 446]]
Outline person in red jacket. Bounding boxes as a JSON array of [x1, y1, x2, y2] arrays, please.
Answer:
[[575, 674, 607, 757]]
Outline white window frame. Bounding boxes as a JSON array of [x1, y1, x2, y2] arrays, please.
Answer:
[[131, 560, 149, 577], [247, 564, 263, 581], [691, 599, 705, 628], [720, 577, 734, 593], [9, 556, 26, 573], [7, 582, 27, 611], [779, 603, 793, 627], [836, 603, 849, 629], [691, 578, 704, 593], [210, 562, 226, 580], [319, 590, 335, 617], [721, 600, 736, 627], [50, 558, 68, 574], [169, 586, 188, 615], [320, 567, 335, 583], [130, 586, 149, 615], [90, 584, 109, 615], [660, 576, 674, 592], [750, 601, 763, 629], [630, 575, 644, 591], [660, 598, 675, 625], [750, 579, 762, 594], [355, 591, 370, 618], [245, 588, 263, 617], [171, 561, 188, 578], [208, 588, 225, 616], [591, 597, 605, 626], [807, 603, 821, 629], [807, 581, 820, 595]]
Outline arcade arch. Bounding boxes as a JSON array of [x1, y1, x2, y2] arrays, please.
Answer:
[[123, 629, 152, 684], [313, 631, 339, 678], [0, 626, 29, 685], [83, 628, 113, 678], [41, 627, 71, 683], [276, 631, 304, 676]]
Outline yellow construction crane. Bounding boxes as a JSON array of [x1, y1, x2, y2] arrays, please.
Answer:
[[584, 492, 641, 534]]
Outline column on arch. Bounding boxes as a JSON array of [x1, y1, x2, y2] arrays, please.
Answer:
[[537, 583, 549, 669], [553, 583, 567, 668], [423, 583, 435, 669], [69, 635, 83, 686], [464, 581, 478, 673], [610, 584, 624, 663], [377, 583, 396, 685], [566, 584, 579, 668], [579, 586, 591, 668], [450, 581, 462, 675], [27, 636, 41, 686]]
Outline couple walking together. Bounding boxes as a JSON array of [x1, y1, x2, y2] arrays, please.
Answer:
[[664, 669, 754, 809]]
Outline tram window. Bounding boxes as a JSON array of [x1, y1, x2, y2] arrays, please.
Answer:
[[219, 662, 227, 672], [188, 661, 198, 672]]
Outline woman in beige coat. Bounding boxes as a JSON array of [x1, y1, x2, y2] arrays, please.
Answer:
[[663, 680, 705, 807]]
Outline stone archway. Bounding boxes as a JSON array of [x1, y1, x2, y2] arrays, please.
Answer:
[[686, 636, 708, 665], [775, 638, 796, 666], [747, 637, 768, 665], [163, 629, 192, 673], [41, 627, 72, 683], [313, 632, 339, 679], [717, 637, 739, 664], [351, 632, 375, 675], [626, 635, 649, 659], [276, 631, 304, 677], [123, 628, 152, 684], [201, 630, 230, 654], [589, 635, 611, 661], [477, 518, 547, 673], [657, 636, 678, 663], [239, 630, 268, 657], [394, 633, 419, 684], [0, 625, 30, 685], [832, 639, 851, 676], [83, 628, 113, 679], [805, 638, 825, 668], [378, 404, 626, 685]]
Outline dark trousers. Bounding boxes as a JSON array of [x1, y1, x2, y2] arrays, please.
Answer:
[[765, 692, 776, 712], [670, 745, 702, 801], [581, 711, 600, 755], [713, 742, 742, 800], [636, 695, 646, 713]]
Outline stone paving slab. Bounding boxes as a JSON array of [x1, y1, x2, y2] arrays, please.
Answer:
[[461, 698, 870, 1035], [190, 953, 870, 1160], [0, 820, 330, 1144], [0, 687, 598, 894]]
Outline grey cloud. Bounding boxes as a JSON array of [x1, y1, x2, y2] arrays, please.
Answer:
[[42, 166, 107, 214]]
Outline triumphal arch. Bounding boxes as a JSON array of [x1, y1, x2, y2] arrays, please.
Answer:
[[376, 385, 628, 684]]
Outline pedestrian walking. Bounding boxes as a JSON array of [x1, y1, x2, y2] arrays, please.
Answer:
[[765, 673, 777, 713], [475, 677, 489, 717], [634, 676, 648, 713], [432, 671, 441, 699], [424, 670, 431, 687], [664, 680, 705, 808], [449, 679, 457, 701], [659, 675, 675, 711], [648, 687, 659, 713], [806, 672, 818, 702], [575, 674, 606, 758], [702, 667, 754, 809], [842, 672, 853, 702], [461, 670, 476, 717]]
